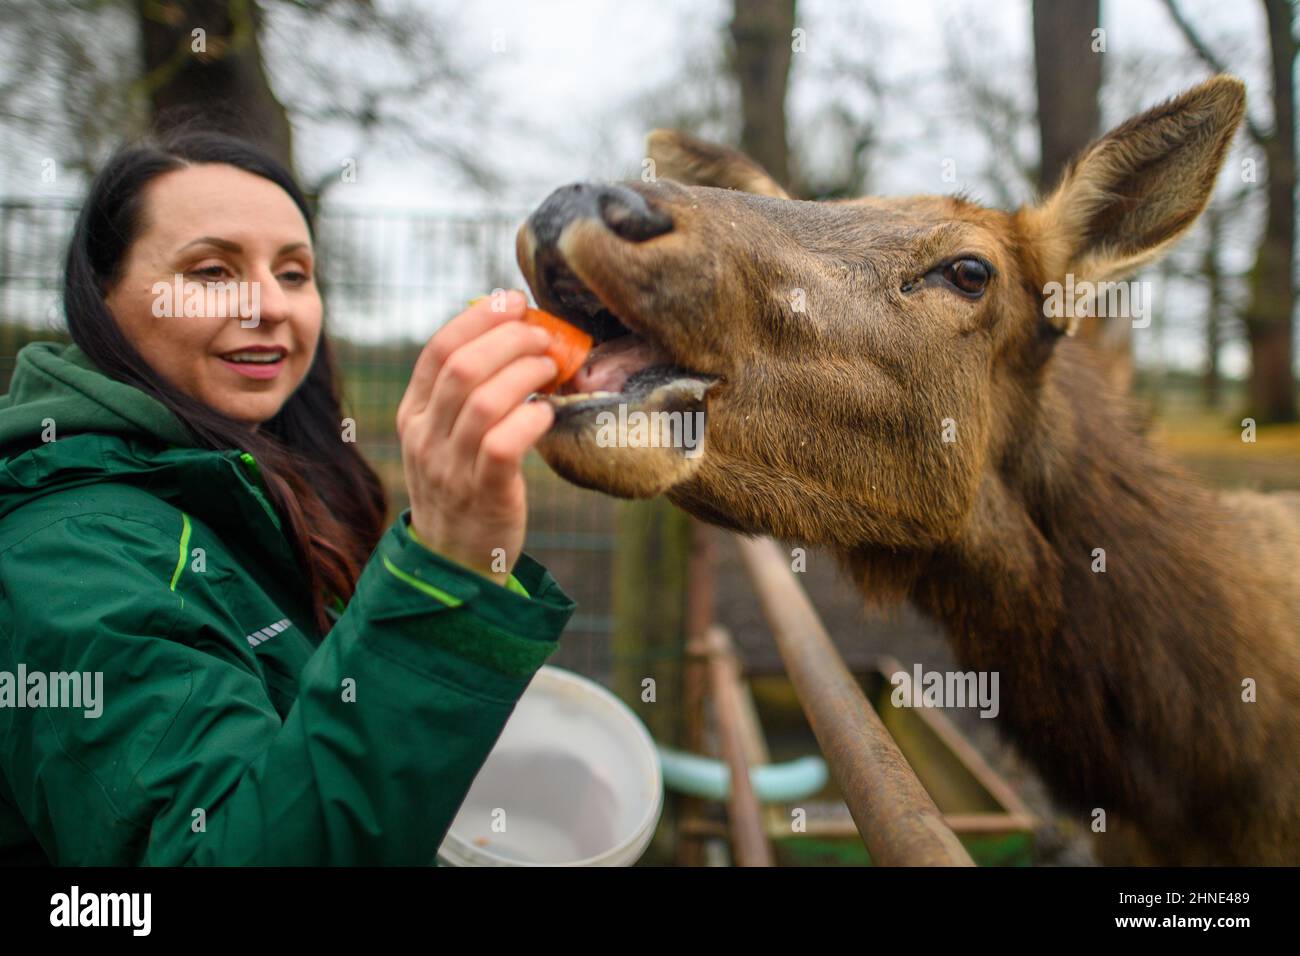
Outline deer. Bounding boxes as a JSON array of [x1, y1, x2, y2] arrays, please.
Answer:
[[514, 75, 1300, 866]]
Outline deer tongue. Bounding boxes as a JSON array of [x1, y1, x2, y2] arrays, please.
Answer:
[[563, 334, 674, 395]]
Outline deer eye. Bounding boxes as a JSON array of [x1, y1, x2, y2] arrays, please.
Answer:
[[941, 258, 991, 297]]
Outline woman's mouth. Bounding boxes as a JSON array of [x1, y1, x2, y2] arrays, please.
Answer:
[[217, 346, 287, 380]]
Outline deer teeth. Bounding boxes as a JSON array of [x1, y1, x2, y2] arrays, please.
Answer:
[[546, 390, 620, 406]]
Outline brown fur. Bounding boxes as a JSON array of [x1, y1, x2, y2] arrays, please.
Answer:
[[521, 76, 1300, 864]]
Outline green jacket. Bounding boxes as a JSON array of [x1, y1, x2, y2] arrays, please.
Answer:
[[0, 341, 575, 865]]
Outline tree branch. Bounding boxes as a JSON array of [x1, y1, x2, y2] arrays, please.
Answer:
[[1159, 0, 1269, 145]]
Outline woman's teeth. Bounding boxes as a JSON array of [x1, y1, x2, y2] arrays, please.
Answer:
[[222, 352, 282, 364]]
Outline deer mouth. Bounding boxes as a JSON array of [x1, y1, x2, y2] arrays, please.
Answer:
[[518, 245, 720, 499], [541, 258, 717, 415]]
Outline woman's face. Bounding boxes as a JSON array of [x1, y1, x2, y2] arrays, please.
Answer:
[[105, 163, 322, 425]]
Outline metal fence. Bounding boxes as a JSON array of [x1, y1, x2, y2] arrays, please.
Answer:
[[0, 198, 618, 679]]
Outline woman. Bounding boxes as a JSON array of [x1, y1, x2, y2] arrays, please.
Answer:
[[0, 130, 575, 865]]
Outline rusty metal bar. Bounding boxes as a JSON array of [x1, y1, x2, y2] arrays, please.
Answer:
[[733, 536, 974, 867], [706, 625, 775, 867]]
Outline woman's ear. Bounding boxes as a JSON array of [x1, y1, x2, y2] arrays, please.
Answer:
[[645, 129, 791, 199], [1017, 74, 1245, 331]]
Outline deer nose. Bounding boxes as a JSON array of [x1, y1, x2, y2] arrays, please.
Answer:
[[528, 183, 673, 249]]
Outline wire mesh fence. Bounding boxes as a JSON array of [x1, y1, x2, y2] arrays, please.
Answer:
[[0, 198, 617, 680]]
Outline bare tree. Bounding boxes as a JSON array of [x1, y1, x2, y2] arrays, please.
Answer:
[[1033, 1, 1129, 382], [940, 20, 1039, 209], [1162, 0, 1296, 423], [0, 0, 499, 199], [626, 2, 886, 200], [268, 0, 503, 200], [134, 0, 294, 167], [0, 1, 146, 183], [729, 0, 796, 190], [786, 4, 886, 200], [1201, 202, 1227, 408], [1032, 0, 1102, 194]]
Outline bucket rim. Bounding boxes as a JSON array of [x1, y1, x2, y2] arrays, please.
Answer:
[[437, 665, 665, 866]]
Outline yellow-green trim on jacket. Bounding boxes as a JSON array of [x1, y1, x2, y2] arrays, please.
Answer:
[[404, 520, 531, 599]]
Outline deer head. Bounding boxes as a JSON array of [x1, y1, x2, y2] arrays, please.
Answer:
[[516, 76, 1246, 555]]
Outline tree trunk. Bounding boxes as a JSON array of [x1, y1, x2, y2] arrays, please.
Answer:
[[1032, 0, 1102, 194], [133, 0, 294, 171], [1202, 206, 1223, 409], [612, 498, 690, 864], [1032, 0, 1130, 385], [1243, 0, 1297, 423], [729, 0, 795, 190]]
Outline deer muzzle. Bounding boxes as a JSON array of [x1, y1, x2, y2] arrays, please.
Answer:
[[517, 181, 721, 499]]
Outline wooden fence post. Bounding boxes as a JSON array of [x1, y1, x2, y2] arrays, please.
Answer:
[[612, 497, 691, 863]]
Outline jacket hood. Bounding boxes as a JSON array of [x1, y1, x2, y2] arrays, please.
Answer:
[[0, 341, 192, 452], [0, 343, 288, 544], [0, 340, 200, 520], [0, 339, 306, 605]]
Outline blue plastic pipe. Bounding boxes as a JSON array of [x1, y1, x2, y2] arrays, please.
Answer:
[[656, 745, 828, 802]]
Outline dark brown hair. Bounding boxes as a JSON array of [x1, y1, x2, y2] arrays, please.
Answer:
[[63, 129, 387, 634]]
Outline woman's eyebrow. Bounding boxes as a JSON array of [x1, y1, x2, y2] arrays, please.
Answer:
[[178, 235, 241, 254], [177, 237, 311, 256]]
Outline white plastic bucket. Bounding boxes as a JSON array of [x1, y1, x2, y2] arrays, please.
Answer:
[[435, 666, 663, 866]]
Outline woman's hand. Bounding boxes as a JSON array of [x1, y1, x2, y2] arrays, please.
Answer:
[[396, 290, 557, 586]]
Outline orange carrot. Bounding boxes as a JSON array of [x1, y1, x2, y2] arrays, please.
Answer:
[[521, 306, 593, 393]]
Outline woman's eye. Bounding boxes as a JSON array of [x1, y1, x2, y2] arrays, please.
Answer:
[[942, 258, 990, 296], [279, 270, 310, 285], [190, 265, 229, 280]]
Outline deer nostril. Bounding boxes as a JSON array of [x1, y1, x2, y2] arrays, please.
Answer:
[[597, 185, 673, 242], [527, 182, 673, 253]]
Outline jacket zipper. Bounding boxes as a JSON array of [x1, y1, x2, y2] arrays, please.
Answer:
[[234, 451, 282, 530], [237, 450, 347, 627]]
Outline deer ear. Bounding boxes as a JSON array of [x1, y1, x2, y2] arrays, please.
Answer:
[[646, 129, 791, 199], [1021, 74, 1245, 330]]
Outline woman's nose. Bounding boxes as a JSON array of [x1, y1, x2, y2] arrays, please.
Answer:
[[246, 267, 291, 326]]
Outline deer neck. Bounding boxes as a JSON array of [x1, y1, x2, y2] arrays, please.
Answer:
[[917, 345, 1243, 655], [859, 345, 1262, 845]]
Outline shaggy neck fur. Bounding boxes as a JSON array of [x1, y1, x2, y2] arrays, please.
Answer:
[[848, 342, 1296, 864]]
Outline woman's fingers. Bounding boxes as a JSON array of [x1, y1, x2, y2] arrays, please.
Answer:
[[475, 399, 556, 495], [398, 290, 556, 581], [427, 319, 550, 439], [448, 354, 558, 465], [397, 290, 528, 429]]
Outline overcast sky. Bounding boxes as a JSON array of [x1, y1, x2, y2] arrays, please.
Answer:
[[1, 0, 1277, 373], [279, 0, 1266, 209], [287, 0, 1270, 374]]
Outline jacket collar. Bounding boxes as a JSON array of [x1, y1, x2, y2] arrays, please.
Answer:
[[0, 341, 312, 610]]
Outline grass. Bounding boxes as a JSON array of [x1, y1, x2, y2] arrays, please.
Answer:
[[1132, 379, 1300, 492]]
